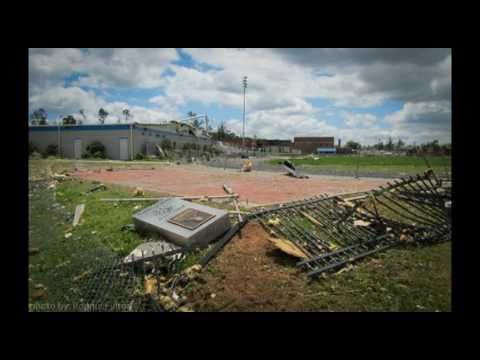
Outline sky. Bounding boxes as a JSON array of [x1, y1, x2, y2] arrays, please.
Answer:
[[28, 48, 452, 145]]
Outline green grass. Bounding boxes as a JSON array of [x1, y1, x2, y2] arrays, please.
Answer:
[[304, 242, 451, 311], [28, 159, 237, 305], [269, 155, 451, 177]]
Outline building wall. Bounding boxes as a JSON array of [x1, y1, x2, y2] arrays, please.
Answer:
[[29, 124, 216, 160], [29, 125, 133, 159], [293, 137, 334, 154]]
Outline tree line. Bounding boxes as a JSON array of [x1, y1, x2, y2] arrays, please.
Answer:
[[29, 108, 133, 126], [344, 138, 451, 155]]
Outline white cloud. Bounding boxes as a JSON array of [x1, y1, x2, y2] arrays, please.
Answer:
[[384, 101, 451, 125], [29, 48, 179, 93], [29, 86, 180, 125], [343, 112, 377, 127], [28, 48, 451, 144]]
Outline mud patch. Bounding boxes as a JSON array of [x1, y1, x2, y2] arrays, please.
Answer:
[[184, 222, 312, 311]]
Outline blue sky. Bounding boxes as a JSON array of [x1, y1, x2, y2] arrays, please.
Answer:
[[29, 48, 452, 144]]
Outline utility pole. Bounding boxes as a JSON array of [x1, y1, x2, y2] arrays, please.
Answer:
[[242, 76, 248, 148]]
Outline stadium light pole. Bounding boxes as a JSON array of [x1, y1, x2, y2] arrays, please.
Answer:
[[242, 76, 248, 148]]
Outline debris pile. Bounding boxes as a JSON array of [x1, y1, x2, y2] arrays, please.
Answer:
[[251, 171, 451, 278]]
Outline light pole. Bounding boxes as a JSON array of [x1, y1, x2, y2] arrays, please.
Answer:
[[242, 76, 248, 148], [57, 114, 63, 157]]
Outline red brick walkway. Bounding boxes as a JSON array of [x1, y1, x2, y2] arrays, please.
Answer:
[[72, 165, 390, 205]]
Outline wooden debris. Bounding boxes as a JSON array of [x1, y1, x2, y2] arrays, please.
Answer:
[[72, 204, 85, 227], [73, 269, 92, 282], [299, 211, 322, 227], [268, 237, 308, 259], [157, 295, 177, 311], [241, 159, 253, 172], [100, 194, 239, 202], [132, 187, 145, 197], [32, 288, 47, 301], [144, 275, 158, 295], [267, 218, 280, 226], [223, 184, 242, 222], [87, 183, 106, 193], [353, 219, 371, 227], [29, 247, 40, 255]]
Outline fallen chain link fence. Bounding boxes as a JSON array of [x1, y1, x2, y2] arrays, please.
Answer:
[[251, 170, 451, 279]]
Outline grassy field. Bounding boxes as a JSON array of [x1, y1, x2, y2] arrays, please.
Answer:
[[268, 155, 451, 177], [29, 159, 451, 311]]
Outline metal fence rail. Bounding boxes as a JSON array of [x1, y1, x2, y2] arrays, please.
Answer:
[[251, 171, 451, 278]]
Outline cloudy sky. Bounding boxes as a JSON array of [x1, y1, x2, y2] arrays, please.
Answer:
[[29, 48, 451, 145]]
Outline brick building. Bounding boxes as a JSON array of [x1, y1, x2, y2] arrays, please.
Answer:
[[293, 137, 335, 154]]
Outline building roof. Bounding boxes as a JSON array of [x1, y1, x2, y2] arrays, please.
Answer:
[[294, 136, 334, 142], [29, 123, 133, 132]]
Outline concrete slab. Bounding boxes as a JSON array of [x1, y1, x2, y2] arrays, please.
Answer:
[[132, 198, 231, 247]]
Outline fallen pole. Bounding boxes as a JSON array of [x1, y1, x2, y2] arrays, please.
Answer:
[[223, 184, 243, 222], [72, 204, 85, 227], [99, 194, 239, 202]]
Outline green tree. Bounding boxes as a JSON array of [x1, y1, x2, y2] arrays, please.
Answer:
[[385, 137, 394, 151], [122, 108, 132, 123], [62, 115, 77, 125], [396, 139, 405, 150], [98, 108, 109, 124], [345, 140, 361, 150], [78, 109, 86, 125], [30, 108, 48, 125]]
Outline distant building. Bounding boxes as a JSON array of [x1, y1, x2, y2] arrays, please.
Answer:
[[316, 147, 336, 154], [293, 136, 334, 154], [29, 122, 214, 160]]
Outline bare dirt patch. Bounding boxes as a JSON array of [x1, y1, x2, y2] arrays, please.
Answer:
[[184, 222, 312, 312], [72, 164, 390, 205]]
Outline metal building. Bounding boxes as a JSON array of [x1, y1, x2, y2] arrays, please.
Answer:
[[29, 122, 215, 160]]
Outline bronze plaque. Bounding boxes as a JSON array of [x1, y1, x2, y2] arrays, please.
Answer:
[[167, 208, 215, 230]]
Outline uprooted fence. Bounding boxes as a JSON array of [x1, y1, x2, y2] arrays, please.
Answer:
[[251, 171, 451, 278]]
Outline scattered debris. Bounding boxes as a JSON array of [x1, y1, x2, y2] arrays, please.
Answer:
[[183, 264, 202, 280], [223, 184, 242, 222], [72, 204, 85, 227], [353, 220, 371, 227], [32, 288, 47, 301], [144, 275, 159, 295], [241, 158, 253, 172], [156, 145, 166, 158], [86, 183, 107, 193], [73, 269, 92, 282], [124, 240, 182, 264], [132, 187, 145, 197], [157, 295, 177, 311], [281, 160, 309, 179], [252, 171, 451, 278], [268, 237, 308, 259], [29, 247, 40, 255], [64, 232, 72, 239], [120, 224, 135, 232], [106, 167, 113, 171], [100, 194, 239, 202], [52, 173, 67, 181]]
